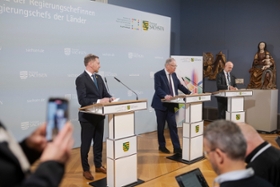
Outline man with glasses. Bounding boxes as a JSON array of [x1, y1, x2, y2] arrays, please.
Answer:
[[151, 58, 191, 154], [203, 120, 273, 187]]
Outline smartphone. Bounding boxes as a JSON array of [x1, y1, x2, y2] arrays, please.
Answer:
[[46, 98, 69, 141]]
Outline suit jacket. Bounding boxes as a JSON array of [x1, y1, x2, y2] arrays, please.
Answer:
[[151, 69, 191, 111], [0, 122, 64, 187], [216, 71, 237, 91], [75, 71, 111, 122]]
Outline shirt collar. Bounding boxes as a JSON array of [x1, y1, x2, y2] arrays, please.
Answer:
[[85, 69, 94, 77], [245, 141, 270, 163], [164, 68, 170, 76], [223, 70, 229, 75], [214, 168, 254, 185]]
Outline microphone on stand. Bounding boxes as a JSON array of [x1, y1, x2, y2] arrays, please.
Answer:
[[104, 77, 110, 93], [114, 77, 138, 100]]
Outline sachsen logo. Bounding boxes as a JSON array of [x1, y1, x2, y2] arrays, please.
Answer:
[[142, 21, 149, 31], [142, 20, 164, 31], [64, 48, 71, 56], [20, 71, 47, 79], [21, 122, 29, 130], [20, 71, 28, 79], [123, 142, 129, 152], [21, 121, 42, 131], [64, 48, 87, 56]]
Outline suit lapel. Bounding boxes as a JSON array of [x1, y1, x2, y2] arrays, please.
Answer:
[[161, 70, 170, 89], [84, 72, 100, 96], [222, 72, 227, 85]]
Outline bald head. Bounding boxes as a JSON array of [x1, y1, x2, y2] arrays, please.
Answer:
[[237, 122, 264, 157], [224, 61, 233, 73]]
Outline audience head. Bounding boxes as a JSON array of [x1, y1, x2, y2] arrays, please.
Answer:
[[203, 120, 247, 175], [237, 122, 265, 157]]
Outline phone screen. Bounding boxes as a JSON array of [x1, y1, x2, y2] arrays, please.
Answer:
[[46, 98, 69, 141]]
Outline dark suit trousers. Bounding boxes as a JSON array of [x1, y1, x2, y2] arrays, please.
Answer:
[[80, 119, 104, 171], [217, 97, 227, 119], [155, 109, 181, 150]]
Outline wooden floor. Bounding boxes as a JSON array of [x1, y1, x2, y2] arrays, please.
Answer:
[[40, 123, 279, 187]]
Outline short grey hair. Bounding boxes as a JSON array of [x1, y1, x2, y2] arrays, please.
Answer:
[[165, 58, 175, 66], [204, 120, 247, 160]]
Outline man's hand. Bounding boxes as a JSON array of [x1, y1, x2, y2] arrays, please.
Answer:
[[229, 86, 238, 90], [40, 122, 74, 164], [109, 97, 116, 102], [25, 123, 47, 152], [164, 95, 173, 101], [100, 97, 111, 104]]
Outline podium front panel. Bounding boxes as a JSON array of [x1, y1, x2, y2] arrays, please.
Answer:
[[227, 97, 244, 112], [107, 136, 137, 159], [104, 102, 147, 114], [107, 139, 114, 161], [115, 154, 137, 187], [107, 158, 114, 187], [107, 154, 137, 187], [108, 112, 134, 140], [215, 90, 253, 97], [226, 111, 245, 122], [183, 121, 203, 138], [185, 94, 211, 103], [184, 103, 202, 123], [183, 135, 203, 161]]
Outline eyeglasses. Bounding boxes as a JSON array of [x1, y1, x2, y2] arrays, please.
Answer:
[[169, 64, 177, 67], [203, 149, 215, 159]]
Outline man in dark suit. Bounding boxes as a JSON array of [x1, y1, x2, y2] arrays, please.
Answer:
[[151, 58, 191, 154], [216, 61, 238, 119], [76, 54, 113, 180], [238, 122, 280, 187], [0, 121, 73, 187]]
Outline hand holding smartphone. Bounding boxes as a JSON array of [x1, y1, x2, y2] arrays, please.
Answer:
[[46, 98, 69, 141]]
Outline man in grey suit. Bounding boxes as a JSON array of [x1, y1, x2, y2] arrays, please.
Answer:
[[76, 54, 113, 180], [216, 61, 238, 119]]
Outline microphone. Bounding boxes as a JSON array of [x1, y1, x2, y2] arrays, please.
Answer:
[[114, 77, 138, 100], [104, 77, 110, 93]]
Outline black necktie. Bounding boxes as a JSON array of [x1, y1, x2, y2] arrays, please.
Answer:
[[227, 73, 231, 86], [168, 74, 173, 96], [91, 74, 99, 90]]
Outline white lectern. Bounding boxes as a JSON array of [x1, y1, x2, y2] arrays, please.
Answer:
[[213, 90, 253, 122], [162, 93, 211, 164], [80, 100, 147, 187]]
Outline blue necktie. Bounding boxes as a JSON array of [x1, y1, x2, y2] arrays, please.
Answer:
[[91, 74, 99, 90]]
